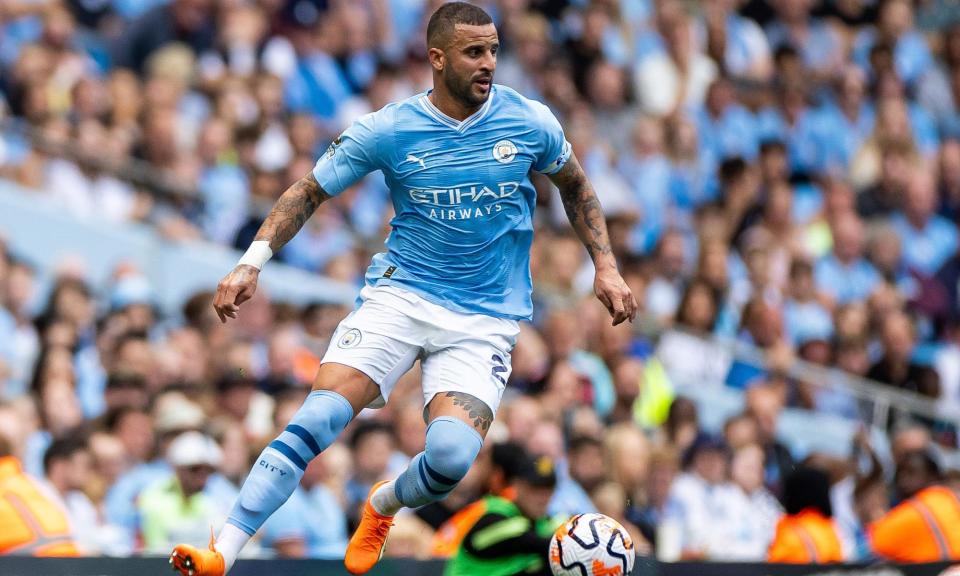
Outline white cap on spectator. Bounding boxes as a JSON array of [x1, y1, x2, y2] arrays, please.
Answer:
[[154, 396, 206, 434], [167, 431, 222, 468]]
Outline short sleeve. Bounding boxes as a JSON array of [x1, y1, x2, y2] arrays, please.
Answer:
[[530, 101, 572, 175], [313, 111, 383, 196]]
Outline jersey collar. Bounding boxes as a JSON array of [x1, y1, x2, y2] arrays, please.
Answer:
[[419, 86, 495, 133]]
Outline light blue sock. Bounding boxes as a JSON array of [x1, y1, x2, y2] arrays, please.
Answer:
[[226, 390, 353, 535], [394, 416, 482, 509]]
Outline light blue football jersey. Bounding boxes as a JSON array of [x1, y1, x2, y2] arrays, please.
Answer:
[[312, 85, 571, 320]]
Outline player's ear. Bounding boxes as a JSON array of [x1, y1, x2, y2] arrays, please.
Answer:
[[427, 47, 445, 72]]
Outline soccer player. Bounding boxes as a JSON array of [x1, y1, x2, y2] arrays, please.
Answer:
[[169, 3, 637, 575]]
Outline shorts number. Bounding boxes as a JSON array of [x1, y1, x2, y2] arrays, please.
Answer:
[[491, 354, 507, 385]]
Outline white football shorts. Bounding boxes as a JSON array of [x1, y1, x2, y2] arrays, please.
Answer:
[[320, 284, 520, 415]]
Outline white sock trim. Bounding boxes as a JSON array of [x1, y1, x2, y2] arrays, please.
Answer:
[[215, 522, 251, 573], [370, 480, 402, 517]]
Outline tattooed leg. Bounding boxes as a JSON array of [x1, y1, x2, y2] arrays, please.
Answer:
[[442, 391, 494, 433], [426, 391, 494, 437]]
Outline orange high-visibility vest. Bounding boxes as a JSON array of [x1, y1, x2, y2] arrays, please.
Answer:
[[870, 485, 960, 562], [431, 487, 518, 558], [768, 509, 843, 564], [0, 456, 79, 556]]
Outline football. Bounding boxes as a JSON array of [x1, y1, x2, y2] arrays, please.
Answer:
[[548, 513, 635, 576]]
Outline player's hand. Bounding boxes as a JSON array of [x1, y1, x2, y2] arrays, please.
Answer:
[[594, 265, 637, 326], [213, 264, 259, 323]]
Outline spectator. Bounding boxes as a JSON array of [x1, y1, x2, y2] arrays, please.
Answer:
[[42, 435, 106, 555], [764, 0, 844, 79], [870, 450, 960, 562], [445, 453, 562, 576], [710, 443, 782, 560], [745, 385, 795, 495], [137, 431, 228, 553], [867, 311, 941, 398], [0, 405, 79, 556], [767, 466, 844, 563], [111, 0, 216, 74], [814, 212, 882, 306], [890, 171, 959, 277], [662, 433, 730, 559], [635, 8, 717, 118], [345, 421, 396, 527]]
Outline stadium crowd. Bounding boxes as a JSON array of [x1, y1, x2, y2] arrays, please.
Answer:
[[1, 0, 960, 566]]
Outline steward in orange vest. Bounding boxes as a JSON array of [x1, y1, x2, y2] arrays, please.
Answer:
[[869, 449, 960, 563], [0, 447, 79, 556], [768, 466, 843, 563]]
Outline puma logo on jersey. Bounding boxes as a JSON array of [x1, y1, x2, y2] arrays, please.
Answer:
[[405, 153, 428, 168]]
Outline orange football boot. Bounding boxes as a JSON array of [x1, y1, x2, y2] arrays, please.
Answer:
[[344, 480, 395, 574], [169, 532, 225, 576]]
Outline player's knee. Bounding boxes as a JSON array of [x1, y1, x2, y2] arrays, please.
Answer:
[[423, 417, 483, 484], [272, 390, 354, 468], [288, 390, 354, 441]]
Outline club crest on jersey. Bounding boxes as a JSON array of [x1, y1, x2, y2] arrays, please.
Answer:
[[492, 140, 518, 164], [324, 135, 342, 159], [338, 328, 362, 348]]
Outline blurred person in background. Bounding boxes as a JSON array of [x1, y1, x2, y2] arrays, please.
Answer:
[[445, 453, 562, 576], [662, 433, 730, 559], [869, 450, 960, 562], [42, 435, 109, 555], [526, 418, 595, 519], [868, 310, 940, 398], [604, 423, 651, 521], [0, 402, 79, 556], [746, 384, 795, 495], [891, 171, 958, 278], [814, 211, 882, 307], [767, 466, 844, 563], [629, 445, 679, 547], [344, 421, 396, 528], [709, 443, 782, 560], [138, 431, 229, 554]]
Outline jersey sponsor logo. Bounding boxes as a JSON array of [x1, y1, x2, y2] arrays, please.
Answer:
[[408, 182, 521, 220], [338, 328, 362, 348], [405, 152, 428, 168], [408, 182, 519, 205], [492, 140, 518, 163], [382, 266, 397, 279]]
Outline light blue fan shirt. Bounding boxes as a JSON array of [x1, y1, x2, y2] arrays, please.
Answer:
[[312, 84, 571, 320]]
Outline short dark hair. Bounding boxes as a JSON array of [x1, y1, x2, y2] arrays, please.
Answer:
[[719, 157, 749, 186], [43, 435, 88, 475], [782, 466, 833, 517], [491, 441, 527, 482], [349, 420, 394, 451], [426, 2, 493, 49]]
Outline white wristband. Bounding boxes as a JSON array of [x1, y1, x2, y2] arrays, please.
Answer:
[[237, 241, 273, 270]]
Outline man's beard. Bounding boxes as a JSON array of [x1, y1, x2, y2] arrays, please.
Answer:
[[444, 68, 489, 109]]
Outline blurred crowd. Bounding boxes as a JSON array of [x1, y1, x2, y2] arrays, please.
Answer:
[[1, 0, 960, 565]]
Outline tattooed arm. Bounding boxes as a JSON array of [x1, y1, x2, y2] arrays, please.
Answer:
[[212, 172, 331, 322], [254, 171, 331, 251], [548, 153, 638, 325]]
